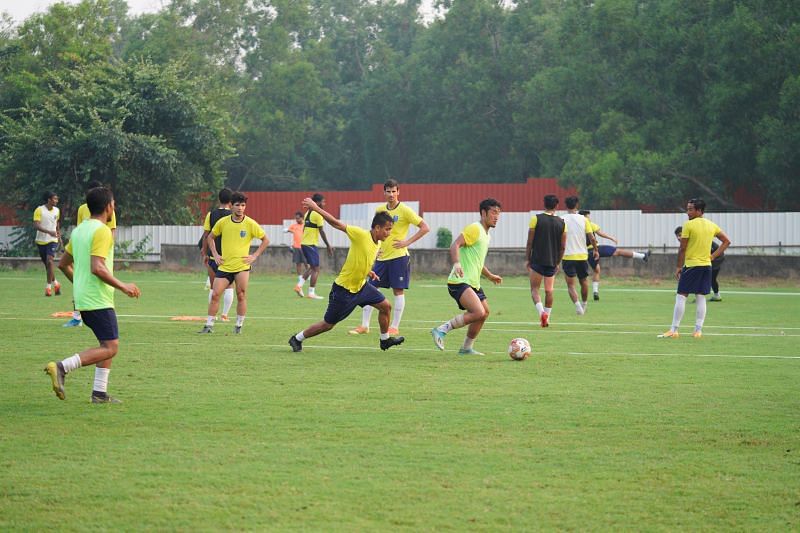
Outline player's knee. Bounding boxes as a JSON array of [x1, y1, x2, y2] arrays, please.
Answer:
[[102, 340, 119, 358]]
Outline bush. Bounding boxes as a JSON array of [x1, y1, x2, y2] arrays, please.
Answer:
[[436, 227, 452, 249]]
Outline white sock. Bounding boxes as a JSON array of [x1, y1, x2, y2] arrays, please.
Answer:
[[93, 367, 110, 393], [633, 252, 645, 260], [671, 294, 687, 331], [297, 278, 306, 288], [60, 354, 82, 373], [544, 307, 552, 316], [582, 300, 588, 310], [592, 281, 599, 293], [361, 306, 373, 328], [462, 337, 475, 350], [575, 300, 583, 311], [695, 295, 707, 331], [72, 310, 81, 320], [222, 288, 234, 316], [535, 302, 545, 316], [295, 331, 305, 342], [309, 286, 316, 295], [47, 283, 52, 289], [236, 315, 245, 327], [391, 295, 405, 329], [380, 332, 389, 341], [206, 315, 215, 327], [440, 314, 466, 333]]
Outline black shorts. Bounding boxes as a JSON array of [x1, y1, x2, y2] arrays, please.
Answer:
[[587, 252, 598, 270], [207, 258, 221, 275], [447, 283, 486, 311], [301, 245, 320, 267], [529, 262, 557, 278], [291, 248, 305, 265], [323, 282, 385, 325], [38, 243, 58, 263], [369, 256, 411, 289], [562, 259, 590, 279], [80, 308, 119, 341], [216, 269, 250, 285]]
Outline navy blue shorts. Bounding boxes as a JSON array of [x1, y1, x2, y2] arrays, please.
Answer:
[[598, 245, 617, 258], [677, 266, 712, 295], [370, 256, 411, 289], [291, 248, 305, 265], [38, 243, 58, 263], [529, 262, 557, 278], [447, 283, 486, 311], [207, 258, 222, 275], [301, 245, 320, 267], [323, 282, 385, 325], [80, 308, 119, 341], [562, 259, 590, 279], [587, 252, 598, 270]]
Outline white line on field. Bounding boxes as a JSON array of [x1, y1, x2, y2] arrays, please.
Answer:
[[416, 284, 800, 296], [567, 351, 800, 360]]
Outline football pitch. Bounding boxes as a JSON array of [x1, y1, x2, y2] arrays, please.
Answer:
[[1, 270, 798, 530]]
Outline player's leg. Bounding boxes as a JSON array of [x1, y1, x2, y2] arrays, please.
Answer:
[[200, 275, 231, 332], [387, 257, 410, 334], [231, 270, 251, 333], [592, 261, 601, 300], [351, 260, 384, 335], [710, 268, 721, 301], [543, 273, 556, 326], [613, 248, 648, 261], [460, 295, 490, 355], [289, 284, 346, 351]]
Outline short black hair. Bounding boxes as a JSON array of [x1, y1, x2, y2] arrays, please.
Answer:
[[384, 178, 399, 190], [479, 198, 501, 214], [231, 192, 247, 204], [674, 226, 683, 236], [544, 194, 559, 210], [688, 198, 706, 213], [312, 193, 324, 203], [218, 188, 233, 204], [294, 211, 303, 217], [371, 211, 394, 228], [86, 180, 103, 190], [565, 196, 579, 209], [87, 187, 113, 215], [578, 209, 590, 216], [43, 191, 57, 203]]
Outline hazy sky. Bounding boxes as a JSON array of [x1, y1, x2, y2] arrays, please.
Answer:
[[0, 0, 165, 24]]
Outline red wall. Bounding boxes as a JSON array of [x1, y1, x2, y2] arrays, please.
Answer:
[[234, 178, 577, 225]]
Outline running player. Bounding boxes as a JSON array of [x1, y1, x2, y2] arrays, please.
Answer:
[[295, 193, 333, 299], [288, 197, 404, 353], [45, 186, 141, 403], [198, 192, 270, 335], [430, 198, 502, 355], [660, 198, 730, 338], [349, 178, 430, 336], [527, 195, 566, 327], [33, 191, 61, 297]]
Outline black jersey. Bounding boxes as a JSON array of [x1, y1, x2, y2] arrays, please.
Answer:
[[530, 213, 565, 267]]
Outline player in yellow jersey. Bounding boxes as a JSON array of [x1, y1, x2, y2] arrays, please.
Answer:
[[288, 197, 404, 353], [32, 191, 61, 297], [349, 178, 430, 336], [294, 193, 333, 299], [659, 198, 730, 339], [198, 192, 270, 335]]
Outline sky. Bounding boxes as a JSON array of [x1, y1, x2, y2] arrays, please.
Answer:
[[0, 0, 165, 24]]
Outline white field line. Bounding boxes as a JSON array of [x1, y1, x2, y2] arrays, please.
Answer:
[[418, 284, 800, 296]]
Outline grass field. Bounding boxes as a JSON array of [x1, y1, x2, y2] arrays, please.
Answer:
[[1, 269, 798, 530]]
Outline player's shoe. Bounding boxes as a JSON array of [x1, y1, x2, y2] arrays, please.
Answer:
[[692, 331, 702, 338], [219, 314, 229, 322], [380, 336, 405, 351], [293, 285, 304, 298], [576, 306, 585, 316], [643, 250, 651, 263], [233, 325, 242, 334], [540, 312, 549, 328], [91, 392, 121, 404], [348, 326, 369, 335], [658, 330, 680, 338], [44, 361, 65, 400], [288, 335, 303, 352], [593, 292, 599, 301], [62, 318, 83, 328], [197, 325, 213, 334], [45, 286, 52, 297], [54, 282, 61, 296], [710, 294, 722, 302], [307, 293, 324, 300], [458, 348, 484, 355], [387, 327, 400, 336], [431, 328, 446, 351]]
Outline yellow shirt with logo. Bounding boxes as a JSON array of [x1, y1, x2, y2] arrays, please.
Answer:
[[681, 217, 721, 267], [301, 210, 324, 246], [211, 215, 266, 273], [376, 202, 422, 261], [77, 203, 117, 229], [335, 226, 379, 293]]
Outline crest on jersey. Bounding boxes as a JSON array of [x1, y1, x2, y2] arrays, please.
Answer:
[[240, 230, 247, 238]]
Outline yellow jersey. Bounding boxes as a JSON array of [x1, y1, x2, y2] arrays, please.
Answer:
[[335, 226, 379, 293], [210, 215, 266, 273], [681, 217, 721, 267], [301, 210, 324, 246], [376, 202, 422, 261]]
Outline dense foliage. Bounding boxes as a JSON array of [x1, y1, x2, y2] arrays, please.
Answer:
[[1, 0, 798, 217]]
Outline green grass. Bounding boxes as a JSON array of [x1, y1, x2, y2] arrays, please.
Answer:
[[1, 270, 798, 530]]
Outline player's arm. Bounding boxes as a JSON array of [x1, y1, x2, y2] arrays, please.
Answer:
[[207, 232, 222, 264], [558, 230, 567, 264], [302, 197, 346, 233], [200, 213, 211, 258], [449, 233, 466, 278], [481, 265, 502, 285], [319, 227, 334, 257], [58, 250, 74, 282], [676, 238, 688, 279], [393, 219, 431, 249], [244, 233, 270, 265], [586, 222, 600, 259], [91, 256, 140, 297], [711, 230, 731, 261], [595, 229, 617, 243], [525, 228, 535, 269]]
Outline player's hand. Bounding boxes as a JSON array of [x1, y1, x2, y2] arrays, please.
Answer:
[[327, 247, 334, 257], [213, 255, 223, 265], [675, 267, 682, 280], [488, 274, 502, 285], [453, 262, 464, 278], [368, 270, 380, 281], [123, 283, 141, 298], [243, 254, 257, 265], [392, 240, 408, 249], [301, 197, 318, 211], [593, 250, 600, 260]]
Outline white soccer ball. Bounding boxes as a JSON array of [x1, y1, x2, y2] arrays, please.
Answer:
[[508, 337, 531, 361]]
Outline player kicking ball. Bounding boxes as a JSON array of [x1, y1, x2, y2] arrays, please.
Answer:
[[288, 197, 404, 353]]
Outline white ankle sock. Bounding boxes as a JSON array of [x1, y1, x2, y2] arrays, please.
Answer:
[[535, 302, 545, 315], [222, 288, 234, 316], [361, 306, 373, 328], [236, 315, 245, 327], [61, 354, 82, 373], [592, 282, 599, 293], [93, 367, 110, 393], [391, 295, 405, 329], [695, 295, 707, 331], [633, 252, 645, 260], [671, 294, 687, 331], [295, 331, 305, 342]]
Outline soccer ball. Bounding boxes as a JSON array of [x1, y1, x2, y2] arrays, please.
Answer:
[[508, 337, 531, 361]]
